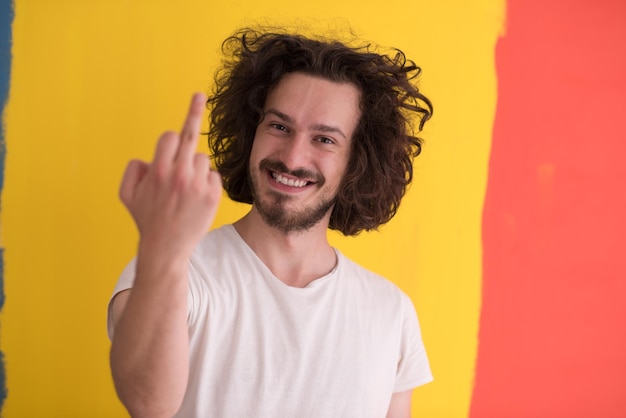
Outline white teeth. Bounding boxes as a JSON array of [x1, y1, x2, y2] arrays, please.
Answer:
[[273, 173, 308, 188]]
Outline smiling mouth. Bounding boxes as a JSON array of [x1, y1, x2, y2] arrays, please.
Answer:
[[271, 172, 312, 188], [260, 158, 322, 189]]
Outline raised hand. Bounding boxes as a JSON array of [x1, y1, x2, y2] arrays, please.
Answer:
[[119, 93, 223, 262], [111, 94, 222, 416]]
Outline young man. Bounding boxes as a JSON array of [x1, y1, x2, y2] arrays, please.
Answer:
[[108, 29, 433, 418]]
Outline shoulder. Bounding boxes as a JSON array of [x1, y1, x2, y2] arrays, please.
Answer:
[[189, 224, 243, 268], [195, 224, 238, 254], [335, 251, 411, 309], [185, 224, 252, 325], [185, 224, 244, 290], [186, 223, 263, 292]]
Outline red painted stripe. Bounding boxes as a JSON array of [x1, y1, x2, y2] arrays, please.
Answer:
[[472, 0, 626, 416]]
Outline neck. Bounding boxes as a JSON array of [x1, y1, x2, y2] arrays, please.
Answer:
[[233, 208, 337, 288]]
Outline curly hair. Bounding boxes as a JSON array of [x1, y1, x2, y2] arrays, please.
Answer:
[[207, 28, 432, 236]]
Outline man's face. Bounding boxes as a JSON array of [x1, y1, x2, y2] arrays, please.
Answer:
[[248, 72, 361, 233]]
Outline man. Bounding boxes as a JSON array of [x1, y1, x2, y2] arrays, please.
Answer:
[[108, 29, 433, 418]]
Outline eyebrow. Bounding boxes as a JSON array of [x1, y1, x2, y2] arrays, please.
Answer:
[[264, 108, 348, 140]]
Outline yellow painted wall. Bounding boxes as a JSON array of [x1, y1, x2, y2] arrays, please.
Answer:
[[1, 0, 503, 416]]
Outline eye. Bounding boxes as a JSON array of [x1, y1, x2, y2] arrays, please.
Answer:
[[316, 136, 335, 145], [270, 123, 289, 132]]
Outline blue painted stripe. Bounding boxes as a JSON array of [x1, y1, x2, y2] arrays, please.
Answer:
[[0, 1, 11, 191], [0, 0, 14, 410]]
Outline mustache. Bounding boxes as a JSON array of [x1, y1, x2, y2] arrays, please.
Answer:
[[260, 159, 324, 183]]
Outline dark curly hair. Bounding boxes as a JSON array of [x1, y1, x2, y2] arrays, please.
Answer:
[[207, 28, 432, 236]]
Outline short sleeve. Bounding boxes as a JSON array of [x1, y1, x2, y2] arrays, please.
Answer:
[[106, 258, 138, 340], [106, 257, 199, 341], [393, 293, 433, 392]]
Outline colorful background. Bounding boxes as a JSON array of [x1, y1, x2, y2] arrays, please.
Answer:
[[1, 0, 624, 416]]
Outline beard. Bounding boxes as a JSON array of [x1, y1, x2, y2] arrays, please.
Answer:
[[250, 159, 336, 234]]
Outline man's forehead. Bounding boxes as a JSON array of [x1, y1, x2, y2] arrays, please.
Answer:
[[262, 73, 361, 137]]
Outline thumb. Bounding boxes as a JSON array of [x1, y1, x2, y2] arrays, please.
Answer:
[[119, 159, 149, 207]]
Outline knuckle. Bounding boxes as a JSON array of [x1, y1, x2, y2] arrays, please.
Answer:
[[172, 165, 191, 188], [209, 171, 223, 187], [151, 162, 169, 183], [160, 130, 178, 142], [156, 131, 180, 154]]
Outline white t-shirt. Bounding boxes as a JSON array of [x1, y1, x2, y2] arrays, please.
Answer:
[[108, 225, 432, 418]]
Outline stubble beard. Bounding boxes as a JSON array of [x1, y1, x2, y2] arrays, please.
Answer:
[[250, 159, 336, 234]]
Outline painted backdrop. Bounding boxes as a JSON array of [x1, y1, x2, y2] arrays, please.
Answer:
[[1, 0, 624, 417]]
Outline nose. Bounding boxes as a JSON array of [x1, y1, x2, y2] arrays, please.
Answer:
[[278, 134, 311, 171]]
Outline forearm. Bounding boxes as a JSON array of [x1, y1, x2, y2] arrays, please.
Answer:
[[386, 390, 413, 418], [110, 253, 190, 418]]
